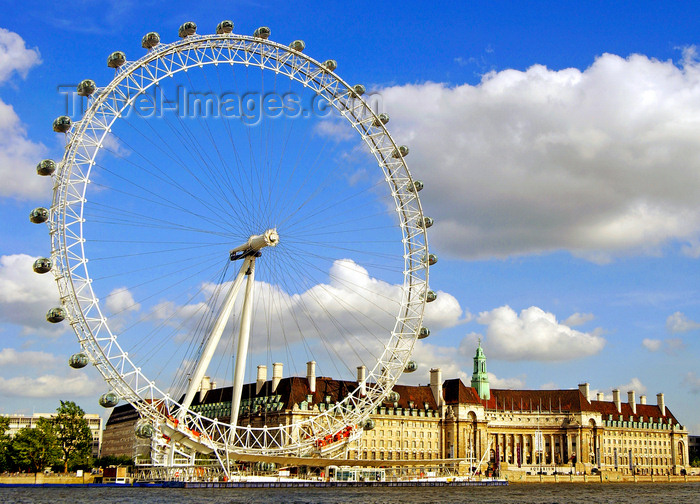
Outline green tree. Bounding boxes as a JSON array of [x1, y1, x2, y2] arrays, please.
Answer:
[[0, 416, 10, 471], [53, 401, 92, 473], [94, 455, 134, 468], [11, 419, 60, 472]]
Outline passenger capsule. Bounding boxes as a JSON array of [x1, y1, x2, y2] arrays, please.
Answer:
[[387, 391, 400, 403], [135, 420, 155, 439], [289, 40, 305, 52], [107, 51, 126, 68], [253, 26, 270, 39], [46, 307, 66, 323], [418, 327, 430, 339], [404, 361, 418, 373], [69, 352, 89, 369], [99, 391, 120, 408], [407, 180, 423, 192], [425, 290, 437, 303], [420, 216, 434, 229], [424, 253, 438, 266], [141, 32, 160, 49], [372, 113, 389, 127], [216, 20, 234, 34], [36, 159, 56, 176], [77, 79, 96, 97], [363, 418, 376, 431], [178, 22, 197, 38], [392, 145, 409, 158], [352, 84, 366, 96], [52, 116, 71, 133], [33, 257, 52, 274], [29, 207, 49, 224], [322, 59, 337, 72]]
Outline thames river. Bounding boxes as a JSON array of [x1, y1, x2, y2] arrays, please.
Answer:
[[1, 484, 699, 504]]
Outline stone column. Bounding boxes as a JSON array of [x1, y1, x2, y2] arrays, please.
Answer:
[[551, 434, 556, 465], [576, 430, 582, 466], [506, 433, 510, 463]]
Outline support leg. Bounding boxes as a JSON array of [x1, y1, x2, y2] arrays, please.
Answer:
[[230, 259, 256, 438]]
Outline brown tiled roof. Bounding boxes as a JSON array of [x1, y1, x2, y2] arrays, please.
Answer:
[[443, 378, 591, 412], [443, 378, 482, 405], [589, 400, 679, 425], [385, 382, 439, 410], [197, 376, 438, 411], [109, 375, 684, 430], [485, 388, 590, 413]]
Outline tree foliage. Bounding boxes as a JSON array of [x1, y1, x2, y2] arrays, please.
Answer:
[[0, 416, 11, 471], [93, 455, 134, 468], [53, 400, 92, 473], [11, 419, 61, 472]]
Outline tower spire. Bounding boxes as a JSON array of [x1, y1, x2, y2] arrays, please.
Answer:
[[471, 339, 490, 400]]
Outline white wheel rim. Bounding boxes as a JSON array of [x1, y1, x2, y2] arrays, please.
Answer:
[[48, 31, 429, 462]]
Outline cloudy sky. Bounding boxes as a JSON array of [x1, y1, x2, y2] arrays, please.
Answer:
[[1, 1, 700, 434]]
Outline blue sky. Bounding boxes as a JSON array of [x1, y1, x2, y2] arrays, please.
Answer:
[[1, 0, 700, 434]]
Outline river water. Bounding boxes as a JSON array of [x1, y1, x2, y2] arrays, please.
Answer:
[[1, 483, 699, 504]]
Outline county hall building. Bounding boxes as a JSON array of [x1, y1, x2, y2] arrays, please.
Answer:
[[103, 343, 690, 476]]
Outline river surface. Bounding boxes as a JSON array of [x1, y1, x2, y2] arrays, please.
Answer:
[[1, 483, 699, 504]]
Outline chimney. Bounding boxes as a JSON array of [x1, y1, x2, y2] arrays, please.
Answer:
[[578, 383, 590, 402], [272, 362, 283, 393], [640, 395, 647, 405], [198, 376, 212, 401], [357, 365, 367, 397], [306, 361, 316, 393], [596, 392, 604, 401], [430, 368, 443, 407], [256, 365, 267, 394], [656, 393, 666, 416], [628, 390, 636, 415], [612, 389, 621, 413]]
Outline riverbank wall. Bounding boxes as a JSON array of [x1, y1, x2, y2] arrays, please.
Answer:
[[503, 471, 700, 484]]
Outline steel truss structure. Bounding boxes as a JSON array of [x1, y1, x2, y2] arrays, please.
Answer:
[[45, 23, 431, 476]]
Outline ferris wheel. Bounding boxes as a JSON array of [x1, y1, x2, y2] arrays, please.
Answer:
[[30, 20, 436, 473]]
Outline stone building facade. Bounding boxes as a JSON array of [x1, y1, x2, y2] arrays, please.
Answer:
[[2, 412, 103, 458], [102, 344, 690, 475]]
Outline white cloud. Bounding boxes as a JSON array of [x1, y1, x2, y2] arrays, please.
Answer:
[[0, 28, 41, 82], [488, 372, 526, 389], [641, 336, 685, 354], [379, 50, 700, 261], [0, 29, 47, 200], [0, 373, 102, 398], [665, 337, 685, 354], [0, 100, 49, 199], [476, 305, 606, 361], [0, 254, 64, 336], [397, 340, 468, 386], [314, 118, 356, 141], [563, 312, 595, 327], [666, 311, 700, 333], [618, 377, 647, 395], [684, 372, 700, 394], [105, 287, 141, 314], [589, 388, 611, 401], [0, 348, 57, 367], [395, 339, 525, 390], [142, 259, 467, 376], [642, 338, 662, 352]]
